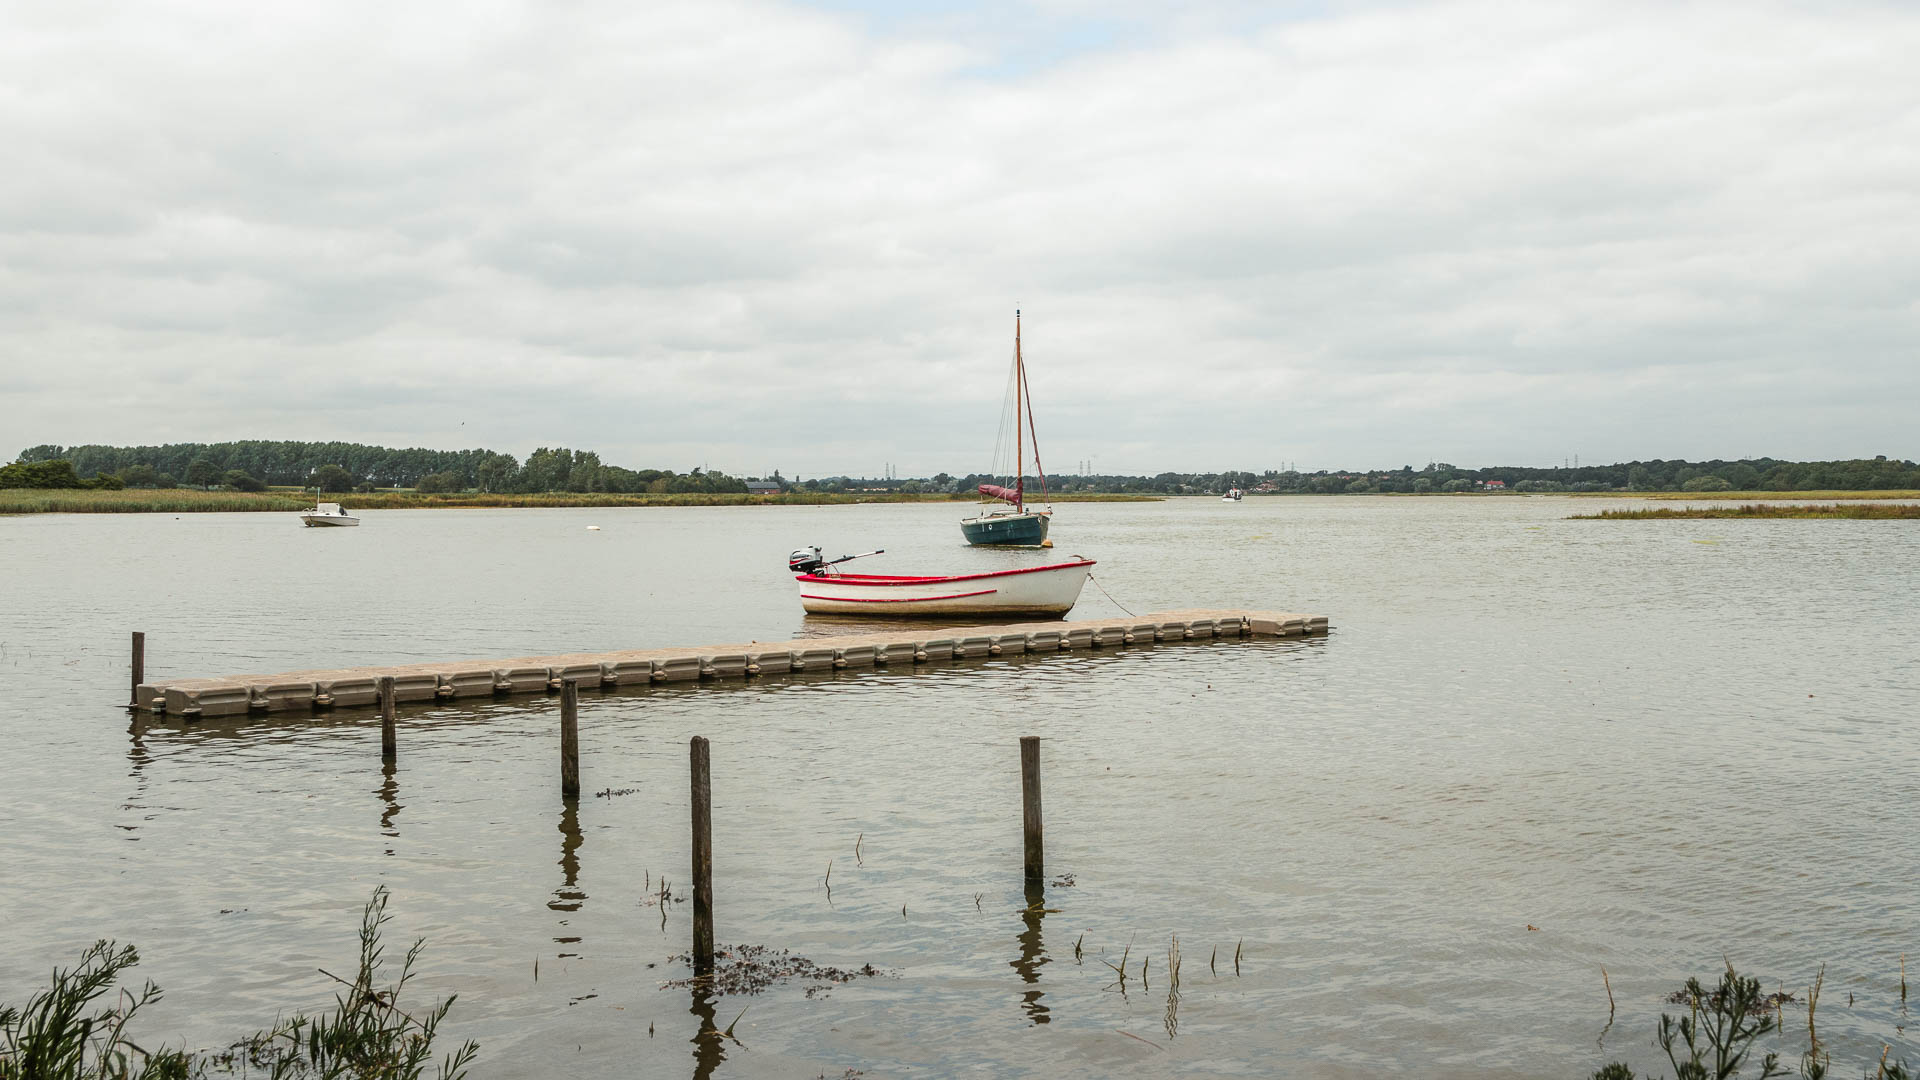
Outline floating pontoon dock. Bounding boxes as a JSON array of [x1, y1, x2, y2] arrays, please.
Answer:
[[134, 609, 1327, 718]]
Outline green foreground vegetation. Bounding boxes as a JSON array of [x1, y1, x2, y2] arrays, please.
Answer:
[[1, 888, 473, 1080], [1572, 503, 1920, 520], [7, 931, 1906, 1080]]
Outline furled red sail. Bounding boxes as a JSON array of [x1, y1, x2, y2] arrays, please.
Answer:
[[977, 483, 1021, 505]]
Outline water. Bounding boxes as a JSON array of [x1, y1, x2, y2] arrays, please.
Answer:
[[2, 497, 1915, 1078]]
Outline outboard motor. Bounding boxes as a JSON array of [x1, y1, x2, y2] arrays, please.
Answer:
[[788, 546, 826, 575]]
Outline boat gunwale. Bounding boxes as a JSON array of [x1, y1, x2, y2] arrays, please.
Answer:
[[794, 558, 1094, 587]]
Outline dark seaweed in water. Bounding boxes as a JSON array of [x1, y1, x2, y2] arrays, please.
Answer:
[[663, 944, 889, 996], [1665, 985, 1798, 1013]]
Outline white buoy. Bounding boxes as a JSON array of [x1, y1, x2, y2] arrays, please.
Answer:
[[1040, 538, 1054, 548], [586, 525, 601, 531]]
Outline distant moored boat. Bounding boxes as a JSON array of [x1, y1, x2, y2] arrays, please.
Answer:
[[961, 310, 1053, 546], [300, 502, 359, 527]]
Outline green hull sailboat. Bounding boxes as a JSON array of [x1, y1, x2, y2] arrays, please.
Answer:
[[961, 310, 1053, 546]]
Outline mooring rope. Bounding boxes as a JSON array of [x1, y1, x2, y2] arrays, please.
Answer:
[[1086, 571, 1137, 617]]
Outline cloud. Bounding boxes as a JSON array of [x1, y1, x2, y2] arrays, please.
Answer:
[[2, 0, 1916, 473]]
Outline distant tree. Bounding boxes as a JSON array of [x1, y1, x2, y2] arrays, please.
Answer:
[[0, 459, 102, 489], [1682, 475, 1732, 491], [185, 458, 220, 488], [414, 471, 463, 494], [1442, 478, 1473, 492], [310, 464, 354, 493], [475, 453, 517, 493], [221, 469, 267, 492], [116, 464, 162, 488]]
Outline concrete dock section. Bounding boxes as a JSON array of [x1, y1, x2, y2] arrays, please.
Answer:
[[134, 609, 1328, 718]]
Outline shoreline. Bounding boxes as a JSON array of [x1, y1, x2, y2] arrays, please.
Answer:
[[0, 489, 1162, 515], [5, 487, 1919, 515]]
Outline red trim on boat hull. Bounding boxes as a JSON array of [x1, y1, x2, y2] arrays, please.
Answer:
[[798, 589, 998, 604], [795, 558, 1094, 587]]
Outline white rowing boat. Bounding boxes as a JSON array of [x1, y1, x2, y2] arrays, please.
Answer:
[[794, 557, 1095, 617]]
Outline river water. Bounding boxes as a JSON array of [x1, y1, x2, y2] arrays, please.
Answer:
[[1, 497, 1914, 1078]]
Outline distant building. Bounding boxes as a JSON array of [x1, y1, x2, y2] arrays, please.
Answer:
[[1483, 479, 1506, 490], [747, 481, 781, 495]]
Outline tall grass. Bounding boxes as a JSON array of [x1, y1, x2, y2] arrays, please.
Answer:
[[1607, 490, 1920, 501], [1571, 504, 1920, 520], [1, 888, 475, 1080], [0, 488, 308, 514], [0, 489, 1158, 515], [1592, 964, 1912, 1080], [0, 942, 190, 1079]]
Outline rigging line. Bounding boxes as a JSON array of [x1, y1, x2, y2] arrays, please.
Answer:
[[1019, 352, 1049, 504], [1086, 571, 1136, 618]]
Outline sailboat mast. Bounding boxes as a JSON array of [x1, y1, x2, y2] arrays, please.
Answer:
[[1015, 309, 1024, 512]]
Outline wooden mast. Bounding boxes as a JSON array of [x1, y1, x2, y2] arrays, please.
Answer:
[[1015, 310, 1024, 512]]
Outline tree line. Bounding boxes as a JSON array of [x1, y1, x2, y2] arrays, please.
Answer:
[[11, 442, 1918, 494], [13, 442, 752, 494], [791, 456, 1920, 495]]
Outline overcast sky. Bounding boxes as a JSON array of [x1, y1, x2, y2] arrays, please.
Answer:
[[4, 0, 1916, 476]]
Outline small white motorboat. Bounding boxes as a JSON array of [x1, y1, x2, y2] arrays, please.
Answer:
[[300, 502, 359, 527], [1222, 488, 1244, 502], [790, 547, 1094, 617]]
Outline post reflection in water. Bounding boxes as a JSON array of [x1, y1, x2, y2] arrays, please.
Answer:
[[550, 798, 586, 910], [688, 986, 728, 1080], [1010, 881, 1051, 1025], [375, 761, 402, 855], [121, 715, 151, 843]]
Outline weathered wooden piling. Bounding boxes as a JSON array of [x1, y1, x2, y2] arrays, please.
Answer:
[[127, 632, 144, 710], [690, 735, 715, 976], [1021, 735, 1043, 882], [559, 679, 580, 797], [377, 676, 396, 762]]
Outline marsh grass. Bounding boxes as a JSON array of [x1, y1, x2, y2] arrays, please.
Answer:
[[1, 888, 474, 1080], [0, 488, 309, 514], [1594, 964, 1914, 1080], [1570, 504, 1920, 520], [231, 887, 477, 1079], [0, 941, 191, 1080], [1599, 491, 1920, 502], [0, 489, 1159, 515]]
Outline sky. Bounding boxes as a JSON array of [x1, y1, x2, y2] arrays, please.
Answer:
[[3, 0, 1917, 476]]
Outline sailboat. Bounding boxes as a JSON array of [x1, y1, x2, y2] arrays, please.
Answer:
[[961, 310, 1052, 546]]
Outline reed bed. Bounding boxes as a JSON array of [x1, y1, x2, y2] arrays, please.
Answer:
[[0, 488, 308, 514], [1571, 503, 1920, 520], [0, 489, 1157, 515], [1605, 490, 1920, 501]]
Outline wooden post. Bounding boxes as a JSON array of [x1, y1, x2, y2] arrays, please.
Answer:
[[127, 632, 145, 710], [1021, 735, 1043, 882], [559, 679, 580, 797], [690, 735, 714, 975], [378, 676, 396, 762]]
